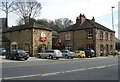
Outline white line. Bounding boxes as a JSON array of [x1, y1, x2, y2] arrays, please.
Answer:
[[3, 74, 42, 80], [41, 72, 60, 76], [95, 66, 106, 69], [3, 63, 118, 80], [87, 67, 96, 70]]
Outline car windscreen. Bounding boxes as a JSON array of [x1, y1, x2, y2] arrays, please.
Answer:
[[17, 50, 26, 54]]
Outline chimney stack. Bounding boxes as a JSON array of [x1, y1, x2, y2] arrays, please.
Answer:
[[76, 17, 79, 23], [92, 16, 95, 21], [79, 14, 86, 24]]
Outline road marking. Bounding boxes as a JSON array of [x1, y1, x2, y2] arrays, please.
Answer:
[[3, 74, 43, 80], [95, 66, 106, 69], [41, 72, 60, 76], [3, 63, 118, 80], [87, 67, 96, 70]]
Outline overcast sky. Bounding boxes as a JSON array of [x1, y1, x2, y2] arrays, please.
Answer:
[[0, 0, 119, 37]]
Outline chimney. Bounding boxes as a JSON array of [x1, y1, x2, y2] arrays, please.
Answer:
[[76, 17, 79, 23], [79, 14, 86, 24], [92, 16, 95, 21]]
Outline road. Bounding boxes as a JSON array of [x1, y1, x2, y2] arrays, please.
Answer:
[[1, 56, 119, 81]]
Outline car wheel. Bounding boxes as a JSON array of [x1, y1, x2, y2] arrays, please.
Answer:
[[37, 54, 41, 58], [65, 55, 69, 59], [49, 55, 53, 59], [5, 56, 9, 59], [9, 57, 14, 60], [56, 57, 59, 60], [78, 55, 81, 58], [14, 56, 17, 60], [24, 58, 28, 60], [71, 57, 73, 59]]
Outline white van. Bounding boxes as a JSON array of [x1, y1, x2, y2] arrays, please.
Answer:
[[37, 50, 62, 59]]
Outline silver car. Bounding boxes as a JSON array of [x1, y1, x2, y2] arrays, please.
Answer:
[[61, 50, 75, 59], [37, 50, 62, 59]]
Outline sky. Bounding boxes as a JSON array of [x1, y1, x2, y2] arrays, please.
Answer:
[[0, 0, 119, 38]]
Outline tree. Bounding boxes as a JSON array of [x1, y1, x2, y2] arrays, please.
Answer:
[[13, 0, 42, 24], [17, 17, 36, 25], [0, 0, 15, 27], [55, 18, 73, 30], [116, 41, 120, 51]]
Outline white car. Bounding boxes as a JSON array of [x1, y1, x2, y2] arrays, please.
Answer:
[[37, 50, 62, 59]]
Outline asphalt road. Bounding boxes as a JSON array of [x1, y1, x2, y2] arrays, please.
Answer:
[[1, 56, 119, 80]]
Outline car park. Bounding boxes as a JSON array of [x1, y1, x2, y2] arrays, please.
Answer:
[[74, 50, 85, 58], [37, 50, 62, 59], [5, 49, 29, 60], [0, 48, 7, 56], [61, 50, 75, 59], [85, 49, 96, 57]]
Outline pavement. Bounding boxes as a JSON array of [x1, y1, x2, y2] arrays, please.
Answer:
[[0, 55, 117, 63]]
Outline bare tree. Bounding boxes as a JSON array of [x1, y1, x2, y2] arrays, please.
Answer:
[[55, 18, 73, 30], [13, 0, 42, 24], [0, 0, 15, 27]]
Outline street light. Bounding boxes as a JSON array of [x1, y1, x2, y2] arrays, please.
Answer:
[[112, 6, 115, 31]]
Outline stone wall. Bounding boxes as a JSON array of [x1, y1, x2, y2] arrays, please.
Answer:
[[60, 28, 115, 56], [32, 29, 52, 56]]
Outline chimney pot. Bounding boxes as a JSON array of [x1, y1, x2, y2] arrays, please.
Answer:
[[92, 16, 95, 21]]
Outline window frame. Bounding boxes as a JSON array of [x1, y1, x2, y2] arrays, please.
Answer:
[[87, 31, 93, 39], [100, 31, 103, 40], [65, 33, 71, 40]]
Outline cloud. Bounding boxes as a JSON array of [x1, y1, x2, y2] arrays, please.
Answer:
[[40, 0, 119, 20]]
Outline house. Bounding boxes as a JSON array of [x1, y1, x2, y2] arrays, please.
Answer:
[[2, 23, 52, 56], [60, 14, 115, 56]]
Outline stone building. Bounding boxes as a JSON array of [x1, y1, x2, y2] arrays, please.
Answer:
[[2, 23, 52, 56], [60, 14, 115, 56]]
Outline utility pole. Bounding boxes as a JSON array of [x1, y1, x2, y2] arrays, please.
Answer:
[[112, 6, 115, 31]]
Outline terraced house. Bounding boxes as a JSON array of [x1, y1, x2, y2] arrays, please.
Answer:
[[60, 14, 115, 56]]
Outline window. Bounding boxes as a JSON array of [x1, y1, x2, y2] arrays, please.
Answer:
[[110, 33, 113, 40], [100, 31, 103, 40], [65, 33, 70, 40], [87, 31, 93, 39], [110, 45, 113, 51], [100, 44, 104, 51], [105, 32, 108, 40], [87, 44, 93, 49]]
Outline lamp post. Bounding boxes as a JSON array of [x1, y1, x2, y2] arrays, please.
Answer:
[[112, 6, 115, 31]]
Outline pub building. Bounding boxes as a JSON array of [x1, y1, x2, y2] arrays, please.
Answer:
[[1, 23, 52, 56]]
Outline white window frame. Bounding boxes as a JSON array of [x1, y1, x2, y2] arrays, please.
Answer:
[[87, 31, 93, 39], [65, 33, 71, 40]]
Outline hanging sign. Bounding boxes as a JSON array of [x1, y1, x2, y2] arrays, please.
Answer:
[[40, 32, 47, 41]]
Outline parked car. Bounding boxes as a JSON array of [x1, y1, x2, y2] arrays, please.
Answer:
[[74, 50, 85, 58], [0, 48, 6, 56], [37, 50, 62, 59], [85, 49, 96, 57], [5, 49, 29, 60], [61, 50, 75, 59]]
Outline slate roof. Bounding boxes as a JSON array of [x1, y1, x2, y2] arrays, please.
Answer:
[[61, 19, 115, 33], [2, 23, 52, 33]]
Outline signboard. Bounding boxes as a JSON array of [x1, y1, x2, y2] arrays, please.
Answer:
[[40, 32, 47, 41]]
